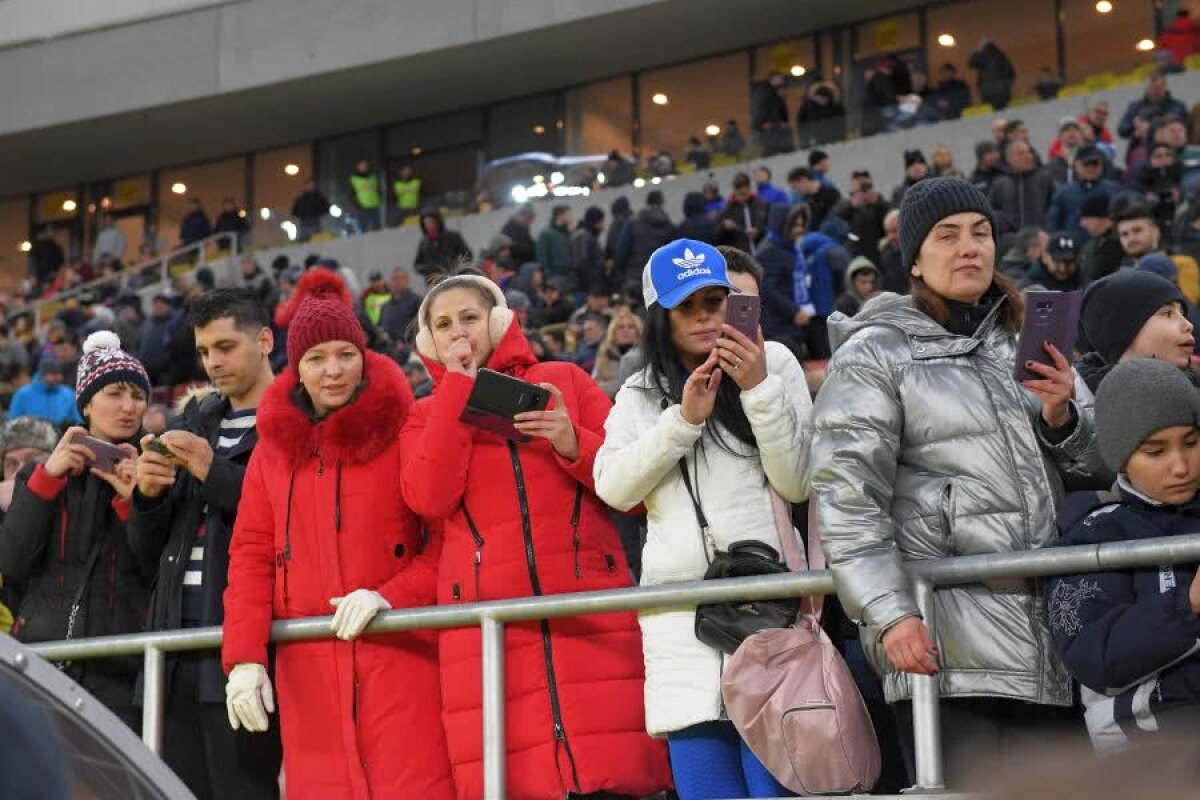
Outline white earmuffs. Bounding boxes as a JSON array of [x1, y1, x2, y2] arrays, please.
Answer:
[[414, 275, 514, 362]]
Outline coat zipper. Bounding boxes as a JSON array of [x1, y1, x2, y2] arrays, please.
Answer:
[[463, 502, 485, 600], [569, 486, 582, 579], [507, 441, 581, 792]]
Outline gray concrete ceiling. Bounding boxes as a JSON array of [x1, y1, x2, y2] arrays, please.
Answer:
[[0, 0, 924, 198]]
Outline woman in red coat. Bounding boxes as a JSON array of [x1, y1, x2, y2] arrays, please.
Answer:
[[400, 272, 672, 800], [222, 272, 454, 800]]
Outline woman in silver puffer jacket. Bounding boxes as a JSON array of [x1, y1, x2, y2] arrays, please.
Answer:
[[810, 178, 1105, 786]]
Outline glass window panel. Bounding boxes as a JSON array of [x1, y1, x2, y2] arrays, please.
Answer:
[[0, 198, 28, 291], [392, 148, 480, 210], [565, 77, 633, 158], [315, 130, 381, 220], [926, 0, 1057, 100], [34, 189, 79, 224], [855, 13, 920, 60], [755, 37, 816, 81], [639, 52, 751, 166], [386, 110, 483, 157], [254, 144, 313, 249], [1062, 0, 1155, 83], [489, 93, 562, 159], [157, 157, 246, 251]]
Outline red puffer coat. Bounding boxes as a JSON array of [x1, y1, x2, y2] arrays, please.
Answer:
[[223, 351, 454, 800], [400, 320, 671, 800]]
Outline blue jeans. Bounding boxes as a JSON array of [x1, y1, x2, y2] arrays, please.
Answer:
[[667, 720, 791, 799]]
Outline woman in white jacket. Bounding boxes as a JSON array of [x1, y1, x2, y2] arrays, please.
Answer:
[[594, 241, 812, 800]]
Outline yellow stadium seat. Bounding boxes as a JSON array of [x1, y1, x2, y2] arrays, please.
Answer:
[[1186, 53, 1200, 71], [711, 152, 737, 167], [1011, 95, 1037, 107], [1131, 61, 1158, 79], [309, 231, 336, 243], [1057, 84, 1090, 99], [961, 104, 994, 118], [1084, 72, 1115, 91]]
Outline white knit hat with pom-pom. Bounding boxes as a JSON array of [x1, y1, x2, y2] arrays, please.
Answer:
[[75, 330, 151, 414]]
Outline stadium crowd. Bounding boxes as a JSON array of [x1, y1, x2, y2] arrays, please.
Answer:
[[7, 53, 1200, 800]]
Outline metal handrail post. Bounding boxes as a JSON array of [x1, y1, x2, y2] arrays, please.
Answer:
[[481, 615, 506, 800], [909, 577, 945, 792], [142, 645, 166, 754]]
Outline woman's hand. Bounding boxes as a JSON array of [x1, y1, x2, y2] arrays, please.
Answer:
[[514, 384, 579, 461], [91, 444, 138, 500], [443, 338, 478, 379], [43, 427, 94, 479], [716, 324, 767, 391], [680, 349, 723, 426], [136, 434, 178, 498], [882, 616, 940, 675], [1022, 342, 1075, 430]]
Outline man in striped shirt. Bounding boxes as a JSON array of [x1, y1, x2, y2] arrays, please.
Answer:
[[130, 289, 282, 799]]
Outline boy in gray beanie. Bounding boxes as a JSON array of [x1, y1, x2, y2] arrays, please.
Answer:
[[1047, 357, 1200, 752]]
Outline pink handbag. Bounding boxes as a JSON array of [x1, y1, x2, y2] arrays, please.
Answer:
[[721, 497, 881, 796]]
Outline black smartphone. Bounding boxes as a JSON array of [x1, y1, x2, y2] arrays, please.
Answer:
[[145, 438, 174, 458], [460, 369, 552, 442], [725, 293, 761, 341], [74, 435, 130, 473], [1014, 290, 1083, 383]]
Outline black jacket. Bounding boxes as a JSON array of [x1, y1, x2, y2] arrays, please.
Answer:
[[834, 197, 888, 263], [755, 206, 800, 341], [128, 390, 257, 704], [718, 196, 770, 245], [988, 168, 1056, 229], [0, 458, 153, 711], [674, 192, 717, 244], [292, 190, 331, 221], [414, 213, 472, 276], [379, 289, 423, 344], [568, 226, 605, 294], [617, 207, 675, 285], [501, 217, 536, 266]]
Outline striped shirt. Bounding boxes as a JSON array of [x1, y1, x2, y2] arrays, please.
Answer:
[[181, 408, 257, 622]]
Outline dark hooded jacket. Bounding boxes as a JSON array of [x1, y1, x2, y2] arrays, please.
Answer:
[[414, 213, 472, 276], [755, 204, 804, 341], [673, 192, 717, 244], [617, 206, 675, 287]]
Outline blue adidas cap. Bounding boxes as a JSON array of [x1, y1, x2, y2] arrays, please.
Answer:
[[642, 239, 734, 309]]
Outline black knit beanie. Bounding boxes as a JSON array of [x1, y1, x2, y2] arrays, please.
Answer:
[[1096, 358, 1200, 471], [1080, 270, 1187, 365], [898, 177, 996, 272]]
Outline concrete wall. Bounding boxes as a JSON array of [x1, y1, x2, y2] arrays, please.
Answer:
[[202, 68, 1200, 290]]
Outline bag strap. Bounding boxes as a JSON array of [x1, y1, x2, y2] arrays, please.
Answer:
[[678, 457, 714, 565], [64, 539, 104, 642]]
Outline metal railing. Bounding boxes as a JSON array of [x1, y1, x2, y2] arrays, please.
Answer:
[[16, 232, 239, 329], [27, 533, 1200, 799]]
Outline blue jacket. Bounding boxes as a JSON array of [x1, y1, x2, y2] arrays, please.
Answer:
[[755, 205, 804, 340], [1047, 480, 1200, 752], [1118, 93, 1190, 139], [1048, 178, 1122, 243], [756, 181, 790, 208], [8, 379, 81, 426], [799, 232, 838, 317]]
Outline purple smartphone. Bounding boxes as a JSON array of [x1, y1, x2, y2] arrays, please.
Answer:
[[75, 435, 130, 473], [1013, 290, 1083, 383], [725, 293, 761, 341]]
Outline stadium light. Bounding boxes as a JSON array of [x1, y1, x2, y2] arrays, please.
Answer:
[[1136, 38, 1155, 51], [937, 33, 956, 47], [652, 93, 669, 106], [533, 174, 545, 184], [533, 125, 546, 135], [329, 204, 343, 218], [259, 207, 271, 220], [511, 185, 528, 203], [790, 65, 806, 77], [633, 178, 646, 188], [411, 147, 422, 156], [284, 163, 300, 176], [171, 182, 187, 195], [19, 241, 31, 253], [62, 199, 77, 212], [1095, 0, 1113, 12], [651, 177, 662, 185], [550, 171, 565, 184], [596, 172, 606, 184], [705, 124, 721, 136], [281, 220, 297, 241]]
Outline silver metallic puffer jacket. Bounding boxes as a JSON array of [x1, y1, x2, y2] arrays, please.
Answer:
[[810, 293, 1105, 705]]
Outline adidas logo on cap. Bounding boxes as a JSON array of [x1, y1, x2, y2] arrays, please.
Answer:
[[673, 248, 712, 280]]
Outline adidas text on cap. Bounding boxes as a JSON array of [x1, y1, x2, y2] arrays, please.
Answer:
[[642, 239, 734, 309]]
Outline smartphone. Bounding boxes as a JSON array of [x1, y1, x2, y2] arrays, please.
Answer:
[[725, 293, 761, 341], [74, 435, 131, 473], [144, 438, 174, 458], [1014, 290, 1083, 383], [460, 369, 552, 443]]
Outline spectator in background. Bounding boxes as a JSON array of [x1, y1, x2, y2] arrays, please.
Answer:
[[378, 268, 422, 345], [239, 256, 277, 311], [751, 71, 792, 156], [477, 233, 513, 283], [798, 218, 842, 360], [28, 228, 64, 291], [414, 212, 472, 279], [1125, 110, 1157, 176], [530, 276, 575, 329], [1047, 118, 1087, 185], [878, 209, 908, 294], [891, 149, 930, 207], [1079, 191, 1122, 283], [0, 416, 59, 518], [501, 202, 537, 266], [392, 164, 421, 222], [403, 359, 433, 399], [756, 204, 809, 351], [618, 191, 676, 286], [863, 57, 900, 134], [991, 116, 1010, 148], [989, 140, 1055, 229], [605, 196, 633, 280], [591, 307, 642, 399], [569, 206, 606, 296], [141, 404, 170, 436], [0, 323, 30, 385], [796, 83, 846, 145], [1158, 9, 1200, 66], [1134, 142, 1184, 234], [291, 179, 330, 243], [602, 149, 637, 187], [648, 149, 677, 178], [535, 205, 573, 284], [93, 214, 127, 264], [968, 38, 1016, 110], [1119, 72, 1189, 140], [1022, 231, 1085, 292], [1033, 67, 1063, 101], [930, 143, 964, 179], [361, 271, 391, 326], [970, 141, 1007, 196], [1049, 144, 1122, 243], [788, 166, 841, 229], [716, 119, 747, 158], [999, 226, 1048, 282], [701, 180, 725, 216], [753, 165, 789, 207], [719, 173, 769, 249], [809, 149, 835, 187], [835, 256, 882, 317], [349, 159, 382, 232], [675, 192, 718, 245], [1080, 101, 1115, 145], [931, 62, 971, 120], [684, 136, 711, 171], [53, 335, 80, 388], [1116, 203, 1200, 303], [573, 312, 608, 372], [180, 198, 213, 247], [7, 360, 79, 426], [138, 292, 184, 387], [213, 197, 248, 240]]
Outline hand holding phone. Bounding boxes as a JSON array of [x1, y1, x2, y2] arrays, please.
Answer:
[[1013, 290, 1082, 383], [460, 369, 552, 442], [75, 435, 134, 474], [724, 293, 761, 342]]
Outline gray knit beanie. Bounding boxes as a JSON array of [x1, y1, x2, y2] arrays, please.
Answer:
[[1095, 358, 1200, 471], [0, 416, 59, 461], [898, 177, 996, 271]]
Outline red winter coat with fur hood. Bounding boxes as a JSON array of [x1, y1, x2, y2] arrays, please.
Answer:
[[223, 351, 454, 800], [400, 310, 671, 800]]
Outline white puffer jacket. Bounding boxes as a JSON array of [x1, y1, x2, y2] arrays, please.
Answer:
[[594, 341, 813, 735]]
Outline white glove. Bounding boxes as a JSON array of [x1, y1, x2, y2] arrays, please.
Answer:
[[226, 663, 274, 733], [329, 589, 391, 640]]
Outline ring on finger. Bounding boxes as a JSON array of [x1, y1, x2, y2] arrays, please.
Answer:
[[734, 358, 744, 370]]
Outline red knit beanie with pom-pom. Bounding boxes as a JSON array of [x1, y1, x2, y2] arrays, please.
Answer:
[[285, 270, 366, 373]]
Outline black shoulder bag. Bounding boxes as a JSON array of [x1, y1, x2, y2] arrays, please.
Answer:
[[681, 457, 800, 655]]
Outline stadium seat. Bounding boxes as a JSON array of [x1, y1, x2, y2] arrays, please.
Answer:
[[1187, 53, 1200, 71], [1131, 61, 1158, 80], [1057, 83, 1090, 99], [1083, 72, 1115, 91], [309, 231, 336, 243], [961, 104, 995, 118], [1011, 94, 1038, 107]]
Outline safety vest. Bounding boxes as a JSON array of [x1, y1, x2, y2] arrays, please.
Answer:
[[350, 173, 381, 209], [363, 292, 391, 326], [393, 178, 422, 211]]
